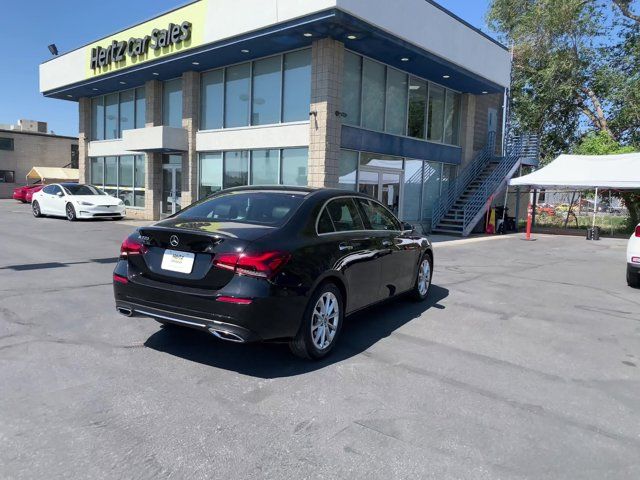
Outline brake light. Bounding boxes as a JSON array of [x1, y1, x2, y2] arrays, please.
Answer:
[[212, 251, 291, 278], [635, 225, 640, 237], [120, 235, 148, 258], [113, 273, 128, 284]]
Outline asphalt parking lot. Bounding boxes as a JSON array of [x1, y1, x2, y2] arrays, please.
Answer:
[[1, 199, 639, 479]]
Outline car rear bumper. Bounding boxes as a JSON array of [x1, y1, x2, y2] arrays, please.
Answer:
[[629, 262, 640, 275], [113, 260, 307, 342]]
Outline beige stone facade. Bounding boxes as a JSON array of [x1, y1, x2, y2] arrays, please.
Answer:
[[0, 129, 78, 198]]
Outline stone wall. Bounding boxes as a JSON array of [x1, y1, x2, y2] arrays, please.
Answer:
[[0, 130, 78, 198]]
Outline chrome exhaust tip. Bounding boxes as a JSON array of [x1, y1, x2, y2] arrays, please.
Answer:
[[209, 328, 245, 343], [117, 307, 133, 317]]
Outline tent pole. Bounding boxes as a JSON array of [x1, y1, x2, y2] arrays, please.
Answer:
[[592, 188, 599, 229], [502, 187, 509, 233]]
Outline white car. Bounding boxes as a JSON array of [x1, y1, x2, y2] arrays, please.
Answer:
[[627, 223, 640, 288], [31, 183, 126, 221]]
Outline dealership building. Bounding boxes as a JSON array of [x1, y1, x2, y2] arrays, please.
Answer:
[[39, 0, 511, 226]]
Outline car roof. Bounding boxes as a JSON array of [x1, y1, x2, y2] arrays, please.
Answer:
[[220, 185, 372, 201]]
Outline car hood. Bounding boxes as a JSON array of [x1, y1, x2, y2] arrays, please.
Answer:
[[72, 195, 122, 205]]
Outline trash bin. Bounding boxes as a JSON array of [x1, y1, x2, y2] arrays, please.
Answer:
[[586, 228, 593, 240], [593, 226, 601, 240]]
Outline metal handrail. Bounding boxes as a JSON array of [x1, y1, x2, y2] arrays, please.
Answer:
[[461, 135, 533, 236], [430, 132, 496, 230]]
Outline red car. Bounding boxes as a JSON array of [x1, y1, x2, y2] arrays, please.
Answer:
[[13, 185, 44, 203]]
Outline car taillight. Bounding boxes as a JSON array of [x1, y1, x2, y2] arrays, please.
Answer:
[[212, 251, 291, 278], [635, 225, 640, 237], [120, 235, 147, 258], [113, 273, 128, 284]]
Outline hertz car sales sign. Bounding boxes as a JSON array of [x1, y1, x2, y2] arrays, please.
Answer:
[[85, 0, 207, 78], [90, 22, 192, 70]]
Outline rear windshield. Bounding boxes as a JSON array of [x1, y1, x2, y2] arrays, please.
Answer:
[[176, 191, 306, 226], [63, 185, 106, 196]]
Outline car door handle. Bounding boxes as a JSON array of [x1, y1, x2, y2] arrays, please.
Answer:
[[339, 242, 354, 251]]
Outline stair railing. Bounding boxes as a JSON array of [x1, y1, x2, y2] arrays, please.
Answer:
[[461, 134, 537, 236], [430, 132, 496, 231]]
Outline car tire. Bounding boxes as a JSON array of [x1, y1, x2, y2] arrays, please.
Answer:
[[66, 203, 77, 221], [411, 253, 433, 301], [289, 282, 344, 360], [628, 265, 640, 288], [32, 200, 42, 218]]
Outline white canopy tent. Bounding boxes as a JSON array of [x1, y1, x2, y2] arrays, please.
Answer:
[[508, 152, 640, 231]]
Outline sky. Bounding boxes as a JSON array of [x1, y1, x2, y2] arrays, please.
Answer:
[[0, 0, 491, 137]]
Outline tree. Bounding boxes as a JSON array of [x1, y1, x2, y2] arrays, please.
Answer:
[[488, 0, 639, 152]]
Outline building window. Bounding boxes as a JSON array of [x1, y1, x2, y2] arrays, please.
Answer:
[[422, 161, 442, 221], [427, 85, 445, 142], [250, 149, 280, 185], [341, 51, 462, 146], [0, 137, 14, 151], [281, 148, 308, 186], [361, 58, 386, 131], [407, 78, 427, 139], [201, 69, 224, 130], [385, 67, 408, 136], [200, 49, 311, 131], [71, 144, 79, 168], [163, 78, 183, 128], [252, 56, 282, 126], [343, 52, 362, 126], [199, 152, 223, 198], [90, 88, 146, 141], [282, 49, 311, 122], [0, 170, 15, 183], [339, 150, 359, 191], [89, 155, 146, 207], [198, 148, 308, 198], [225, 64, 251, 128]]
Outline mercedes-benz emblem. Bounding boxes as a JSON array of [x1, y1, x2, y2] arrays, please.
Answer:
[[169, 235, 179, 247]]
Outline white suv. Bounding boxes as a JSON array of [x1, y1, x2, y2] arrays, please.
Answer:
[[627, 223, 640, 288]]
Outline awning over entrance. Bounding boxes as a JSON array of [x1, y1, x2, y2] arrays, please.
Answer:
[[509, 152, 640, 190], [26, 167, 79, 183]]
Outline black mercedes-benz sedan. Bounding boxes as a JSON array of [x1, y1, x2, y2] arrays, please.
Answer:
[[113, 186, 433, 359]]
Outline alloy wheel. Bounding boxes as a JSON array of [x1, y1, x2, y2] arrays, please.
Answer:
[[32, 201, 40, 217], [417, 258, 431, 296], [66, 204, 75, 220], [310, 292, 339, 350]]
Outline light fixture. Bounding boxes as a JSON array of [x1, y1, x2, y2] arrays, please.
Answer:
[[409, 85, 421, 91], [119, 81, 126, 85], [92, 88, 99, 91], [347, 34, 357, 40], [48, 44, 58, 56], [66, 94, 73, 98], [442, 75, 450, 79], [241, 49, 250, 53], [192, 61, 200, 65], [482, 91, 488, 94], [152, 72, 159, 76], [401, 57, 410, 62], [303, 33, 313, 37]]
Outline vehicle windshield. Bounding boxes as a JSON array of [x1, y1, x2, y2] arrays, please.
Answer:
[[63, 185, 107, 196], [176, 191, 306, 226]]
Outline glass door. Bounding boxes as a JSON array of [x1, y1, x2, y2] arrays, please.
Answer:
[[162, 155, 182, 216], [358, 167, 403, 217]]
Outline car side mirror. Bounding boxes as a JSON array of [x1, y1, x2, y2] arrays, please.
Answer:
[[57, 191, 64, 197], [401, 222, 414, 233]]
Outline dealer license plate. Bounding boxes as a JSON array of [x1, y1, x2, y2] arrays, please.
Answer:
[[161, 249, 195, 274]]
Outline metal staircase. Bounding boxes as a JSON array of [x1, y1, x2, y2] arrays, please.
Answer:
[[431, 133, 539, 237]]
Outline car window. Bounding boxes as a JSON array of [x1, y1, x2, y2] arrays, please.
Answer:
[[325, 198, 365, 232], [42, 185, 55, 194], [63, 184, 105, 196], [357, 199, 400, 231], [317, 208, 335, 234], [176, 191, 305, 226]]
